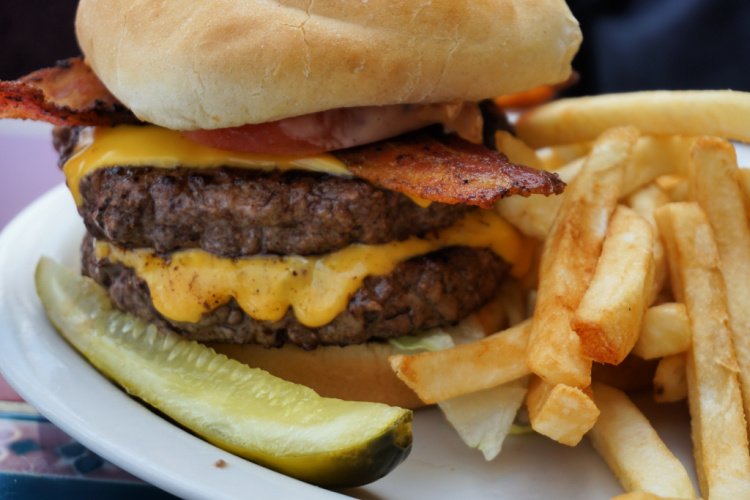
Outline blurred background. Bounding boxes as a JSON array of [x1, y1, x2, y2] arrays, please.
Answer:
[[564, 0, 750, 96], [2, 0, 750, 227], [0, 1, 79, 80]]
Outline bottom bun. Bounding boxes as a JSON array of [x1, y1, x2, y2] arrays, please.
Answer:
[[208, 288, 516, 410], [209, 341, 426, 409]]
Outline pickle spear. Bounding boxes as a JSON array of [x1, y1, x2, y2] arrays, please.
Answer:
[[35, 257, 412, 488]]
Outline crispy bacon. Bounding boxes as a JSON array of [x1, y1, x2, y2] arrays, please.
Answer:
[[0, 58, 138, 126], [336, 132, 565, 208]]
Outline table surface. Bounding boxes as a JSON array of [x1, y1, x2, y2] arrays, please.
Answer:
[[0, 120, 175, 498]]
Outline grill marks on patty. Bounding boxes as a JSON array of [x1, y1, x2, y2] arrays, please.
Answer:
[[82, 234, 508, 347], [77, 166, 469, 257]]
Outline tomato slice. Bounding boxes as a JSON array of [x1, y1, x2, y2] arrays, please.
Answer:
[[182, 103, 483, 156], [183, 114, 335, 156]]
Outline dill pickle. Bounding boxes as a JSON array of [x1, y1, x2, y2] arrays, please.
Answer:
[[35, 257, 412, 488]]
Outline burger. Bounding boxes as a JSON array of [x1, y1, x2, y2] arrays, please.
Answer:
[[4, 0, 580, 409]]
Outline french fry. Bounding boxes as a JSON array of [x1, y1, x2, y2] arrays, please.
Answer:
[[654, 174, 683, 193], [526, 377, 599, 446], [737, 168, 750, 216], [517, 90, 750, 147], [631, 303, 691, 360], [610, 493, 684, 500], [493, 130, 559, 240], [655, 202, 750, 499], [622, 136, 696, 197], [689, 137, 750, 436], [494, 130, 544, 169], [626, 183, 670, 301], [653, 354, 688, 404], [527, 127, 639, 387], [389, 321, 531, 404], [654, 174, 690, 202], [572, 206, 655, 364], [589, 383, 695, 498], [537, 141, 592, 170], [627, 183, 670, 223], [499, 134, 695, 241], [495, 157, 583, 240]]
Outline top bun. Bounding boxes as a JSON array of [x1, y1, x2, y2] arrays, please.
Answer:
[[76, 0, 581, 130]]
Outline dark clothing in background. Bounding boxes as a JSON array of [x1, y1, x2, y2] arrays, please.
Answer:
[[0, 1, 80, 80], [1, 1, 750, 94], [566, 0, 750, 95]]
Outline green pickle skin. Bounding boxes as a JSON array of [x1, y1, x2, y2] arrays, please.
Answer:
[[35, 257, 413, 488]]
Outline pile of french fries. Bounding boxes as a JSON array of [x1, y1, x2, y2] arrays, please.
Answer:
[[390, 90, 750, 498]]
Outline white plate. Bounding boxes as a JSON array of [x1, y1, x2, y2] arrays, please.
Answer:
[[0, 185, 700, 499]]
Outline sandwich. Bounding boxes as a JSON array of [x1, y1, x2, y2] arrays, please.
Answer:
[[2, 0, 581, 409]]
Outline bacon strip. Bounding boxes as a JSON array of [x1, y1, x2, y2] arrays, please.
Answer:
[[0, 58, 138, 126], [336, 132, 565, 208]]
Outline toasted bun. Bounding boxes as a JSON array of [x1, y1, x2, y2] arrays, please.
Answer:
[[209, 342, 426, 409], [76, 0, 581, 130]]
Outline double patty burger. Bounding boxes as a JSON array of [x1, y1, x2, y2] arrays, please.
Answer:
[[5, 0, 581, 408]]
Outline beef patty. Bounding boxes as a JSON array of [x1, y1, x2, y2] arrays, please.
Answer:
[[81, 234, 508, 348], [57, 126, 468, 257], [77, 166, 469, 257]]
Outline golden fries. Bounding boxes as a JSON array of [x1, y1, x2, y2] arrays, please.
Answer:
[[610, 493, 683, 500], [527, 127, 638, 387], [385, 90, 750, 485], [572, 206, 654, 364], [688, 137, 750, 435], [631, 303, 691, 360], [389, 321, 531, 404], [494, 130, 544, 170], [537, 141, 592, 170], [654, 174, 691, 203], [497, 134, 694, 241], [517, 90, 750, 147], [589, 383, 695, 497], [656, 202, 750, 498], [495, 157, 583, 240], [653, 354, 687, 404], [526, 377, 599, 446], [626, 183, 670, 301], [623, 136, 696, 197], [738, 168, 750, 216], [627, 183, 670, 222]]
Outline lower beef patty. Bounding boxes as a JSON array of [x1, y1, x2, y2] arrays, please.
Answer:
[[76, 166, 468, 257], [81, 234, 508, 348]]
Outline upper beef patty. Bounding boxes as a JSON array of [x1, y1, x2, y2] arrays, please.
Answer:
[[77, 166, 469, 257], [82, 234, 508, 348], [57, 126, 468, 257]]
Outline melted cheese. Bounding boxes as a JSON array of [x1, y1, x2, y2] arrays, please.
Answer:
[[63, 126, 352, 205], [96, 210, 530, 328]]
